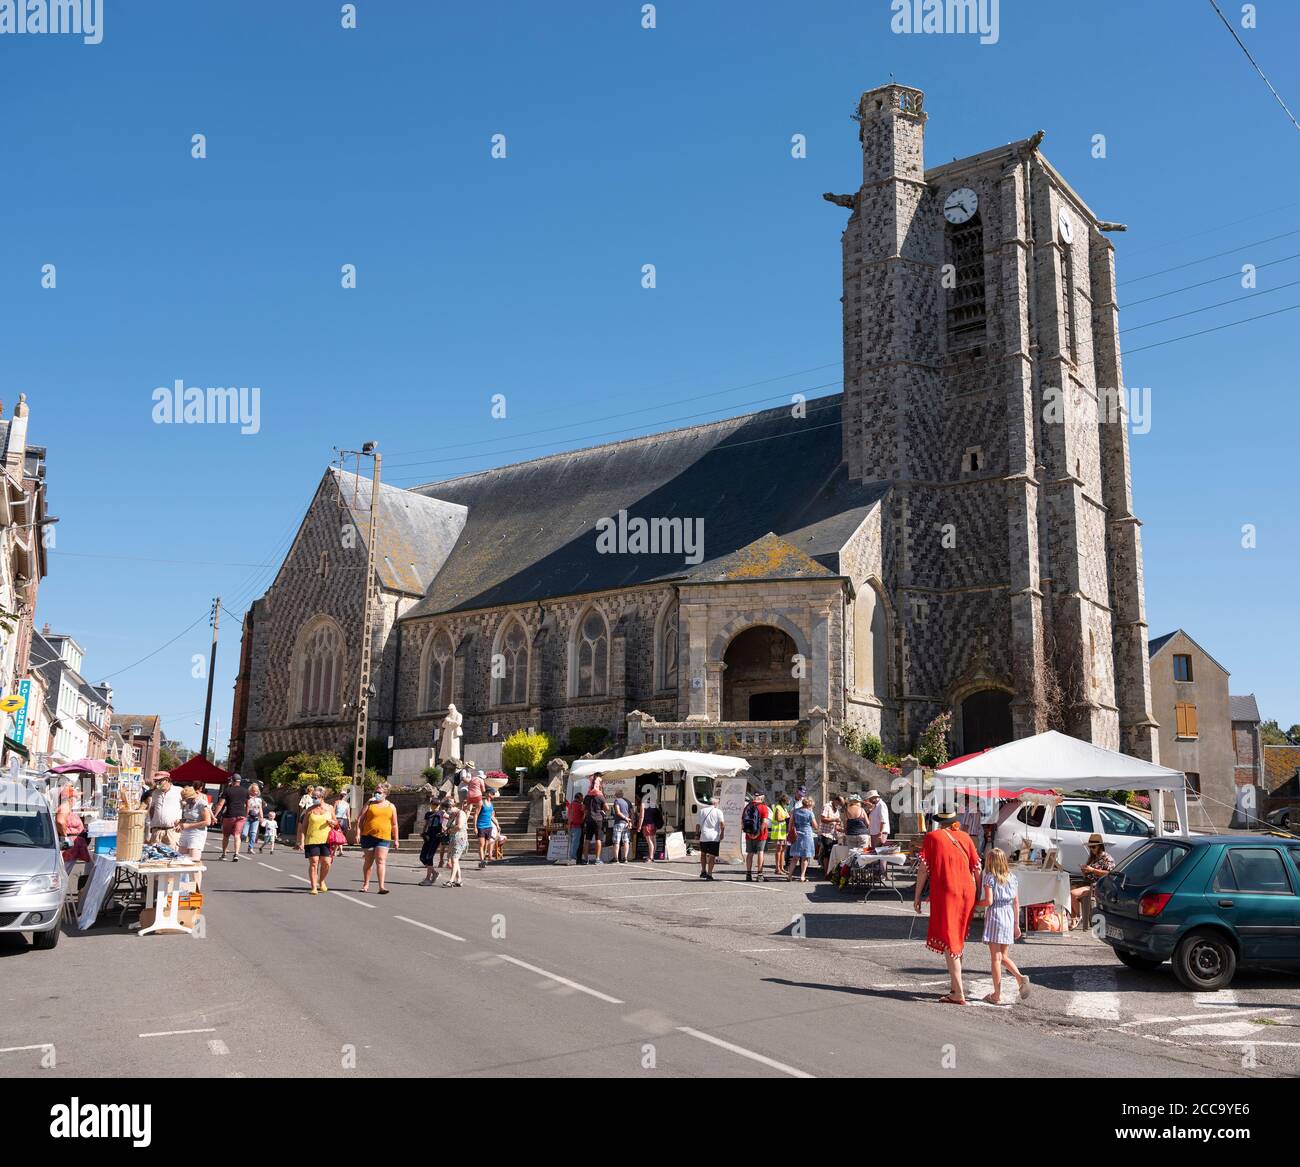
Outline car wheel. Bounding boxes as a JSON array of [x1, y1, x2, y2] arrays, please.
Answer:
[[1173, 929, 1236, 991], [1115, 949, 1163, 972], [31, 927, 61, 951]]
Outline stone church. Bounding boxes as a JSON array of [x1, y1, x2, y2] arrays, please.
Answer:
[[229, 83, 1159, 794]]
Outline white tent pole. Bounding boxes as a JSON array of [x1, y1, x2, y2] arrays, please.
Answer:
[[1152, 789, 1164, 838], [1173, 786, 1190, 838]]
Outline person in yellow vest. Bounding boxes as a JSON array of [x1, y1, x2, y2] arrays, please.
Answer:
[[770, 793, 791, 877], [359, 785, 399, 895]]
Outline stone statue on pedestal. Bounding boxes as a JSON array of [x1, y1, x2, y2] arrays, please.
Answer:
[[437, 703, 463, 763]]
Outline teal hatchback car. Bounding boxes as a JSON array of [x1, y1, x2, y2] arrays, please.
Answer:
[[1096, 835, 1300, 991]]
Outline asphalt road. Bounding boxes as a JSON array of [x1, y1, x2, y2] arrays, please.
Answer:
[[0, 843, 1292, 1078]]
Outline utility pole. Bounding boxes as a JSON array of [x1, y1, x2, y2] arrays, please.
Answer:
[[199, 596, 221, 762], [351, 444, 381, 815]]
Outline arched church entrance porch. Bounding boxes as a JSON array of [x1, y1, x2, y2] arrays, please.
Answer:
[[722, 625, 800, 721]]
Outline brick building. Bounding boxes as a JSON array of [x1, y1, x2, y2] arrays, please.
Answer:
[[232, 83, 1158, 796]]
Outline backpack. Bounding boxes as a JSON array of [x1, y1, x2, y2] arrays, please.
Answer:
[[741, 802, 761, 835]]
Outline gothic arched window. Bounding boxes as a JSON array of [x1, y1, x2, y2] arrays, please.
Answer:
[[423, 630, 454, 712], [493, 617, 529, 707], [573, 608, 609, 697], [293, 616, 345, 719], [657, 600, 679, 691]]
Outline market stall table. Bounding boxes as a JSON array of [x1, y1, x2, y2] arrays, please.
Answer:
[[1010, 866, 1071, 930], [120, 861, 206, 936], [77, 854, 205, 934], [827, 845, 908, 900]]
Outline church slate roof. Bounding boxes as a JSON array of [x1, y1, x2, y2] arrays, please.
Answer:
[[331, 468, 468, 596], [401, 394, 886, 617]]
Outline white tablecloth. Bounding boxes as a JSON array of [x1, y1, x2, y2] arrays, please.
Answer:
[[827, 845, 908, 872], [1012, 867, 1071, 916]]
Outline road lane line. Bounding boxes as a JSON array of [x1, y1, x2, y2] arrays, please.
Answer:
[[289, 874, 311, 884], [259, 863, 283, 873], [1195, 989, 1235, 1007], [0, 1043, 54, 1054], [497, 955, 624, 1004], [139, 1028, 217, 1038], [207, 1039, 230, 1055], [394, 915, 466, 942], [328, 891, 375, 909], [676, 1026, 814, 1078]]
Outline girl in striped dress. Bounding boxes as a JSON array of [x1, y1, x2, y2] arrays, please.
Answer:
[[978, 848, 1031, 1005]]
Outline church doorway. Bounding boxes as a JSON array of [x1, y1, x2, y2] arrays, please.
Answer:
[[722, 625, 800, 722], [961, 689, 1013, 754]]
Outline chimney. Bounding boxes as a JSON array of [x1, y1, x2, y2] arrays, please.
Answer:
[[4, 393, 28, 477], [41, 622, 50, 636]]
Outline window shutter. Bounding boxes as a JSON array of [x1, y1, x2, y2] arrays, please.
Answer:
[[1175, 704, 1187, 737], [1187, 704, 1198, 737]]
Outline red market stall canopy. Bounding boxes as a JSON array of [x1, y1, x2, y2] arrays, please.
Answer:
[[168, 755, 232, 789], [933, 730, 1190, 836]]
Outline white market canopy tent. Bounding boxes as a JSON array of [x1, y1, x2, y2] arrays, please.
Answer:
[[569, 749, 751, 781], [933, 730, 1190, 836]]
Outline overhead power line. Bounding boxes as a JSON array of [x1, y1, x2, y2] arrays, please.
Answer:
[[1208, 0, 1300, 131]]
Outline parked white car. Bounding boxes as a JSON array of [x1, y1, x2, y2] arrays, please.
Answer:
[[0, 781, 66, 950], [994, 798, 1165, 875]]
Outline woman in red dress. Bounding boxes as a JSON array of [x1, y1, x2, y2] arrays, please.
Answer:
[[913, 810, 982, 1004]]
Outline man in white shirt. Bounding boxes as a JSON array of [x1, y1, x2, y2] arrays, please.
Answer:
[[866, 789, 890, 848], [696, 795, 725, 882], [147, 774, 182, 847]]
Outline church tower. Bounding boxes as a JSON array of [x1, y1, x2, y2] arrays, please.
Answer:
[[831, 83, 1158, 760]]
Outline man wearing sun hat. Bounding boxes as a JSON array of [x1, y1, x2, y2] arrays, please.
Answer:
[[865, 789, 890, 848]]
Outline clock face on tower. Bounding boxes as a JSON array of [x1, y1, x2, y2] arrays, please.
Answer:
[[944, 187, 978, 224], [1057, 207, 1074, 244]]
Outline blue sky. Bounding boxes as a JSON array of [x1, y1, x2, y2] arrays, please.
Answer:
[[2, 0, 1297, 752]]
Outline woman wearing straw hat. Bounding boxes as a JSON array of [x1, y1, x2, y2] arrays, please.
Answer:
[[178, 785, 213, 887], [1072, 833, 1115, 927], [913, 810, 982, 1004]]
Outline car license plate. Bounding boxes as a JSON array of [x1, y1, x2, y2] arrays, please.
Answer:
[[1106, 922, 1125, 941]]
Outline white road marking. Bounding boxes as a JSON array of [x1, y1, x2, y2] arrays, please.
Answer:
[[289, 874, 311, 884], [139, 1028, 217, 1038], [0, 1043, 54, 1054], [1195, 988, 1236, 1007], [497, 955, 625, 1004], [597, 890, 710, 901], [1171, 1020, 1277, 1038], [1066, 968, 1121, 1021], [1116, 1007, 1279, 1028], [394, 915, 466, 942], [327, 891, 375, 909], [676, 1026, 814, 1078], [259, 863, 283, 873], [207, 1039, 230, 1055]]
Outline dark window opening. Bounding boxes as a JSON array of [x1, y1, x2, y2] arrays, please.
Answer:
[[749, 691, 800, 721]]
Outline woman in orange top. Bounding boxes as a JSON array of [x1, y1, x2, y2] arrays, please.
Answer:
[[913, 810, 982, 1005], [359, 786, 399, 895]]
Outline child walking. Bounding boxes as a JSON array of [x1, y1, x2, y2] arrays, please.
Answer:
[[258, 811, 278, 854], [977, 848, 1031, 1005]]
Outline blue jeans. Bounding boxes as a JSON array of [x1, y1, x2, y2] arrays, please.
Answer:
[[243, 818, 260, 850], [569, 826, 584, 860]]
